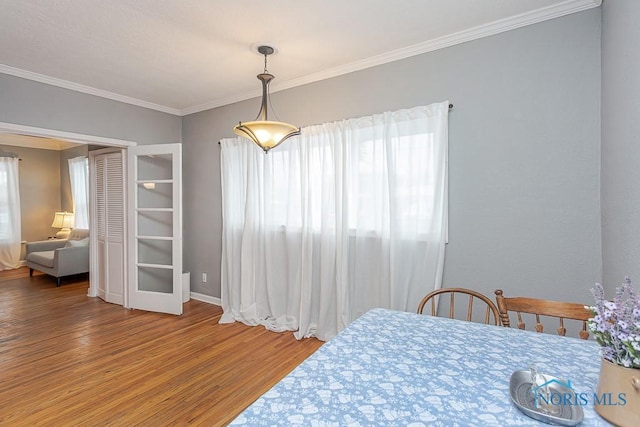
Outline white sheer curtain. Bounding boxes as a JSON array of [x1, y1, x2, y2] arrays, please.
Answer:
[[68, 156, 89, 229], [220, 102, 449, 340], [0, 156, 21, 270]]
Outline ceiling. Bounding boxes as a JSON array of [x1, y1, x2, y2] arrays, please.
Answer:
[[0, 0, 600, 116], [0, 133, 82, 150]]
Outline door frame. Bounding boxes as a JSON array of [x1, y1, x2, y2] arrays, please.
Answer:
[[0, 121, 136, 299], [0, 122, 137, 148]]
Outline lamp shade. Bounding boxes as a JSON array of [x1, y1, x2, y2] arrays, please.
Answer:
[[233, 120, 300, 151], [52, 211, 75, 229]]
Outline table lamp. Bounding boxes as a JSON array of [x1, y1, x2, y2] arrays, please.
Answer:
[[51, 211, 75, 239]]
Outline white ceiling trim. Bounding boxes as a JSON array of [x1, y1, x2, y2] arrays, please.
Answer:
[[0, 133, 79, 151], [1, 0, 600, 117], [0, 64, 181, 116], [0, 121, 137, 147], [183, 0, 601, 116]]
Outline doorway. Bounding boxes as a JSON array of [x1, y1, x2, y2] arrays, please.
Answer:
[[0, 122, 133, 296], [1, 122, 184, 315]]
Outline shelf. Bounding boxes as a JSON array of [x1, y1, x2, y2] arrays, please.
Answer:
[[137, 179, 173, 184], [137, 263, 174, 270], [136, 235, 173, 241], [137, 208, 173, 212]]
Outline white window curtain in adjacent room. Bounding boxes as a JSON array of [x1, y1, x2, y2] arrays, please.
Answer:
[[0, 156, 21, 270], [68, 156, 89, 229], [220, 101, 449, 340]]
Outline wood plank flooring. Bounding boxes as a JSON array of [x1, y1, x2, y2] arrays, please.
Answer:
[[0, 268, 323, 426]]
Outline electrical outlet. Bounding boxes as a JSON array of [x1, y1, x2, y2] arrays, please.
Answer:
[[202, 273, 207, 283]]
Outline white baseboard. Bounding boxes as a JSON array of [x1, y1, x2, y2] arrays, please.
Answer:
[[190, 292, 221, 306]]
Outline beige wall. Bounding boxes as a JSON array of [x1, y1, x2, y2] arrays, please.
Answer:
[[0, 143, 87, 247]]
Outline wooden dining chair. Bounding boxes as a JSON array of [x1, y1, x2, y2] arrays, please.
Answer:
[[417, 287, 500, 325], [494, 289, 591, 339]]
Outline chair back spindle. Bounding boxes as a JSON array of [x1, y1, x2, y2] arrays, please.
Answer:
[[494, 289, 591, 339], [418, 288, 499, 326]]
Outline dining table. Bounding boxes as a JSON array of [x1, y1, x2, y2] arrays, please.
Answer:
[[230, 308, 612, 426]]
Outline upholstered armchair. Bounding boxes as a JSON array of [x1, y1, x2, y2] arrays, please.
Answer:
[[25, 229, 90, 287]]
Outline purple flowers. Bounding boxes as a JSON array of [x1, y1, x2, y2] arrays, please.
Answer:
[[588, 277, 640, 369]]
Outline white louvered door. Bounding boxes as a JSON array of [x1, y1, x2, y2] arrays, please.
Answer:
[[127, 144, 182, 315], [91, 150, 126, 305]]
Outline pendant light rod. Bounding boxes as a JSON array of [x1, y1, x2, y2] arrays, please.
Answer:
[[259, 45, 274, 70], [256, 45, 275, 121], [255, 74, 274, 121]]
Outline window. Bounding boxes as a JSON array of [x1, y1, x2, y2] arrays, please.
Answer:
[[68, 156, 89, 229], [246, 114, 444, 239], [0, 156, 21, 270], [0, 167, 9, 240], [220, 102, 449, 340]]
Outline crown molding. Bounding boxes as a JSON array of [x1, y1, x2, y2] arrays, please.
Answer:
[[180, 0, 601, 116], [0, 132, 80, 151], [1, 0, 601, 117], [0, 121, 137, 147], [0, 64, 182, 116]]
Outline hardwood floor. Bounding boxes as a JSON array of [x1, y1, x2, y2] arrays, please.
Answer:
[[0, 268, 323, 426]]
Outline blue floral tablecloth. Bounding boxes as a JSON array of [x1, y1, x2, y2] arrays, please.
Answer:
[[230, 308, 611, 426]]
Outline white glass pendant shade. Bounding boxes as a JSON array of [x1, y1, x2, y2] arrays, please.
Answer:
[[234, 120, 300, 151], [233, 46, 300, 153]]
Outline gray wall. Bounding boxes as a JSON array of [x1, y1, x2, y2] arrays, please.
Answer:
[[0, 144, 61, 243], [182, 9, 602, 304], [1, 73, 182, 260], [0, 74, 182, 145], [601, 0, 640, 293]]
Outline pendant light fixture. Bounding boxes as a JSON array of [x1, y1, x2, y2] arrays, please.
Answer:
[[233, 45, 300, 153]]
